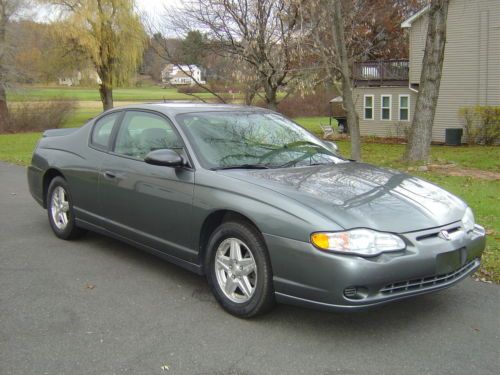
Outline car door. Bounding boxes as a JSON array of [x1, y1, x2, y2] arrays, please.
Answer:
[[69, 111, 122, 226], [98, 110, 197, 262]]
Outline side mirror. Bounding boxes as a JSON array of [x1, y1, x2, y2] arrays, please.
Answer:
[[145, 149, 185, 167], [323, 140, 339, 153]]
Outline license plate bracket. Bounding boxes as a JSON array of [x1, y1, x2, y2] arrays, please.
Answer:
[[436, 248, 467, 275]]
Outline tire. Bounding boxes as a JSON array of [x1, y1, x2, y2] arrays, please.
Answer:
[[205, 220, 275, 318], [47, 176, 86, 240]]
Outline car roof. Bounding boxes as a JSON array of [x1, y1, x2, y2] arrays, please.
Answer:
[[113, 102, 271, 117]]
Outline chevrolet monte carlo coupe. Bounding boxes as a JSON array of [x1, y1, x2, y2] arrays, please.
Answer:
[[28, 103, 486, 317]]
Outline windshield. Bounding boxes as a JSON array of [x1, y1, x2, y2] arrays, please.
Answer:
[[176, 111, 345, 169]]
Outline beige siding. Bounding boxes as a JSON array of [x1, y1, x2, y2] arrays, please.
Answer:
[[407, 0, 500, 142], [353, 87, 417, 138], [409, 16, 427, 84]]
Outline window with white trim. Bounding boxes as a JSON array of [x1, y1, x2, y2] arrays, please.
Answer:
[[364, 95, 374, 120], [399, 95, 410, 121], [381, 95, 392, 120]]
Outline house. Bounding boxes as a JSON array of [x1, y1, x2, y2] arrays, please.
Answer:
[[353, 0, 499, 142], [161, 64, 206, 86], [58, 70, 101, 86]]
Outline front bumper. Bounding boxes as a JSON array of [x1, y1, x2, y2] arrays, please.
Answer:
[[265, 222, 486, 312]]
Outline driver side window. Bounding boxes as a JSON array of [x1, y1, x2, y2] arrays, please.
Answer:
[[114, 111, 182, 160]]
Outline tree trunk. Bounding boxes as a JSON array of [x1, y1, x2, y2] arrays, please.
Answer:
[[244, 81, 260, 106], [0, 85, 7, 125], [0, 4, 8, 126], [99, 83, 113, 111], [405, 0, 450, 162], [341, 75, 360, 160], [331, 0, 361, 160], [244, 90, 255, 106], [264, 83, 278, 111]]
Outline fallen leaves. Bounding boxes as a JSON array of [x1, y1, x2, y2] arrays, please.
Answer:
[[160, 364, 170, 371]]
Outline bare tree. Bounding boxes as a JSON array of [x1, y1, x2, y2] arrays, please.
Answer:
[[300, 0, 427, 161], [405, 0, 450, 162], [302, 0, 361, 160], [330, 0, 361, 160], [0, 0, 28, 123], [162, 0, 304, 110]]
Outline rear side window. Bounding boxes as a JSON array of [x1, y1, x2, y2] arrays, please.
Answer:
[[114, 111, 182, 160], [91, 112, 120, 149]]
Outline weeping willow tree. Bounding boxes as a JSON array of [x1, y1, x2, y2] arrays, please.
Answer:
[[47, 0, 145, 110]]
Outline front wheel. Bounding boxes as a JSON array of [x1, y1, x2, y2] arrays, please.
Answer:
[[205, 221, 275, 318], [47, 176, 85, 240]]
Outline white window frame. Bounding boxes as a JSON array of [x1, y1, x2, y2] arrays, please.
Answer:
[[398, 94, 410, 121], [381, 94, 392, 121], [363, 94, 374, 120]]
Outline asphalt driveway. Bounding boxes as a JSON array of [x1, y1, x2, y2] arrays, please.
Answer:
[[1, 161, 499, 375]]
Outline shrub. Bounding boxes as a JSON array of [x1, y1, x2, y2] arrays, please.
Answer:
[[207, 82, 243, 94], [275, 89, 340, 118], [390, 122, 411, 141], [1, 100, 76, 133], [459, 106, 500, 145], [458, 106, 479, 144], [476, 106, 500, 145]]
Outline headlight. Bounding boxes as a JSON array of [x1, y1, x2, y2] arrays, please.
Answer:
[[462, 207, 475, 232], [311, 229, 406, 256]]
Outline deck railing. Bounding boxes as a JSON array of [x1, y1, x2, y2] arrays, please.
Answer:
[[353, 60, 409, 83]]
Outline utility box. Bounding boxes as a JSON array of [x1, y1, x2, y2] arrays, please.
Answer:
[[445, 128, 463, 146]]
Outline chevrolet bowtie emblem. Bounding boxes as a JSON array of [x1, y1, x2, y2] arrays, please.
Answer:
[[438, 230, 452, 241]]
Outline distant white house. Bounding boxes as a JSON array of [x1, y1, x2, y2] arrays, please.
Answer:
[[58, 70, 101, 86], [161, 64, 206, 86]]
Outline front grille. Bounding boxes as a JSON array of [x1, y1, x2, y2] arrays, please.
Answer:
[[416, 225, 462, 241], [380, 259, 477, 295]]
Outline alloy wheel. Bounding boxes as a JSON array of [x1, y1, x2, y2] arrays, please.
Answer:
[[214, 238, 257, 303], [50, 186, 70, 231]]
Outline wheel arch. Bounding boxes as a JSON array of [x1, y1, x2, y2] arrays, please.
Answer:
[[198, 209, 264, 273], [42, 168, 65, 208]]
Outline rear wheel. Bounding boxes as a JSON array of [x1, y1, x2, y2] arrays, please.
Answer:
[[47, 176, 85, 240], [206, 221, 275, 317]]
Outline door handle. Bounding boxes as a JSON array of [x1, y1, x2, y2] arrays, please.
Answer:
[[103, 171, 116, 179]]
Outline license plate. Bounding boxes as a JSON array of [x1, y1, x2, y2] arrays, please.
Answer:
[[436, 248, 467, 274]]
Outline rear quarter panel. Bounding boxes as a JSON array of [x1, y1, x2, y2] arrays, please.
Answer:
[[29, 124, 107, 220]]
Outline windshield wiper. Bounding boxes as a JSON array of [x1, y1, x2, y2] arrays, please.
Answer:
[[212, 164, 271, 171]]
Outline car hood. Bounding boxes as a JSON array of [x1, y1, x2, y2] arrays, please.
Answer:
[[219, 162, 466, 233]]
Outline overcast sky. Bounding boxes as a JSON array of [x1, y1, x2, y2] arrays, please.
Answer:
[[136, 0, 183, 17], [33, 0, 183, 24]]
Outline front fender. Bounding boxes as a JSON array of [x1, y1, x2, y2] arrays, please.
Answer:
[[192, 170, 341, 244]]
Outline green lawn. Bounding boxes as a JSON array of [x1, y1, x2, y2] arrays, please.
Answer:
[[1, 115, 498, 282], [293, 116, 335, 134], [292, 117, 499, 172], [7, 86, 220, 102], [0, 132, 41, 165]]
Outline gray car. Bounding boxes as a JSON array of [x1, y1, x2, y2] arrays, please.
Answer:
[[27, 103, 486, 317]]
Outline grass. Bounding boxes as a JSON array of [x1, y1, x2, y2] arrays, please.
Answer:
[[332, 142, 500, 172], [293, 118, 500, 172], [293, 116, 334, 134], [416, 174, 500, 281], [1, 109, 498, 283], [0, 132, 41, 165]]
